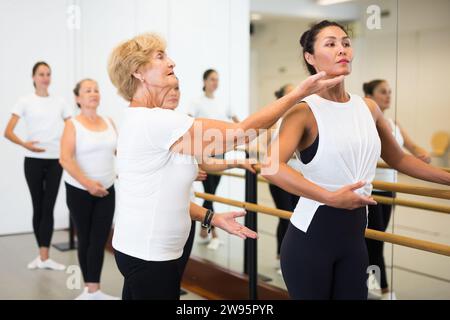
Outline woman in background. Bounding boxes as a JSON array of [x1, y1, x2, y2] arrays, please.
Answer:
[[363, 79, 431, 300], [4, 61, 72, 271], [60, 79, 118, 300]]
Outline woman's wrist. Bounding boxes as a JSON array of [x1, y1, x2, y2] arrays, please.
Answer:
[[321, 190, 335, 206]]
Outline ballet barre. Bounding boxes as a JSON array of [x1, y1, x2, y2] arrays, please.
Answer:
[[206, 171, 450, 203], [194, 192, 450, 257]]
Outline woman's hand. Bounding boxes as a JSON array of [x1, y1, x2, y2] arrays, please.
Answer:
[[211, 211, 258, 240], [291, 71, 345, 100], [196, 169, 207, 181], [85, 180, 109, 197], [414, 147, 431, 164], [237, 159, 257, 174], [325, 181, 377, 210], [22, 141, 45, 152]]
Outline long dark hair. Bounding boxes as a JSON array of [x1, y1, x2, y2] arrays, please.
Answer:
[[299, 20, 348, 75], [32, 61, 51, 88], [202, 69, 217, 92]]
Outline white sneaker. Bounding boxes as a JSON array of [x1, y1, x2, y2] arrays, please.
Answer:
[[75, 288, 119, 300], [27, 256, 41, 269], [75, 287, 89, 300], [381, 291, 397, 300], [206, 238, 223, 250], [37, 258, 66, 271], [367, 289, 382, 300], [276, 268, 282, 276], [94, 291, 120, 300], [197, 234, 211, 245]]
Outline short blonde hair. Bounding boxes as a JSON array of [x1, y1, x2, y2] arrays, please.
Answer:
[[107, 33, 166, 101]]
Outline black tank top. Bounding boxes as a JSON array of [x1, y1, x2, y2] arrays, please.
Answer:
[[299, 135, 319, 165]]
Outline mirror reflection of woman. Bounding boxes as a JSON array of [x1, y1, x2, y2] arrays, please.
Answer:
[[262, 20, 450, 300], [363, 79, 431, 300], [189, 69, 240, 250]]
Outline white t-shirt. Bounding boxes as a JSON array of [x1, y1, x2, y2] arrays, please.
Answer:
[[11, 93, 73, 159], [63, 117, 117, 190], [189, 95, 232, 121], [112, 107, 198, 261]]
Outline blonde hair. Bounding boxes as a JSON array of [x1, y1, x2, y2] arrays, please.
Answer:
[[107, 33, 166, 101]]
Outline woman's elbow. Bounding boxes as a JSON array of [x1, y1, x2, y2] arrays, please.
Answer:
[[59, 157, 70, 169]]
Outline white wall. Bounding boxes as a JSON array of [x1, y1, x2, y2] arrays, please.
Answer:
[[0, 0, 250, 235]]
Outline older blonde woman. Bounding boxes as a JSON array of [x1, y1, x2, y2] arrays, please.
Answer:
[[107, 32, 345, 300]]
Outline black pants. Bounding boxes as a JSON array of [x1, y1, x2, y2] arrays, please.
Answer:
[[281, 205, 369, 300], [24, 157, 62, 248], [366, 191, 394, 290], [115, 250, 181, 300], [202, 174, 221, 232], [269, 184, 299, 255], [202, 174, 222, 212], [178, 220, 196, 278], [65, 183, 115, 283]]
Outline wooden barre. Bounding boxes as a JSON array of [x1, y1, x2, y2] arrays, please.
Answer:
[[206, 171, 450, 200], [377, 162, 450, 174], [194, 192, 450, 257], [372, 195, 450, 214]]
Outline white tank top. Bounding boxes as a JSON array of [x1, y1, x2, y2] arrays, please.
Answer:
[[374, 118, 404, 184], [63, 116, 117, 190], [291, 93, 381, 232]]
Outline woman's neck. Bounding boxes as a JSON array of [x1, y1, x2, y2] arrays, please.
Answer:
[[317, 81, 348, 102], [35, 88, 49, 97], [204, 91, 214, 99], [130, 85, 170, 108], [79, 108, 98, 121]]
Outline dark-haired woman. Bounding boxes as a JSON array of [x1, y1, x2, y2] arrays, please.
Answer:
[[363, 79, 430, 300], [60, 79, 118, 300], [188, 69, 240, 250], [4, 61, 73, 271], [262, 20, 450, 300]]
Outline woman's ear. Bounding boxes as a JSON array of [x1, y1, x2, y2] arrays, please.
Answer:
[[75, 95, 82, 107], [304, 52, 315, 67], [132, 72, 144, 82]]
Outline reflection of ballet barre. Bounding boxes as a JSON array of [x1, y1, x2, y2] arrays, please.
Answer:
[[205, 171, 450, 213], [194, 192, 450, 257], [372, 195, 450, 214], [232, 148, 450, 173], [207, 171, 450, 200], [376, 161, 450, 173]]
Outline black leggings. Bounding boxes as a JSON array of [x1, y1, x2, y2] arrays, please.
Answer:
[[202, 174, 221, 232], [366, 191, 394, 290], [269, 184, 299, 255], [24, 157, 62, 248], [202, 174, 222, 212], [281, 205, 369, 300], [178, 220, 196, 278], [65, 183, 115, 283], [115, 250, 181, 300]]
